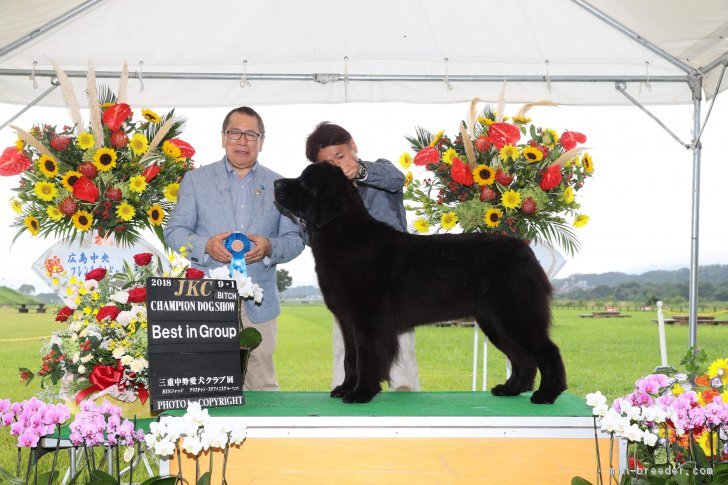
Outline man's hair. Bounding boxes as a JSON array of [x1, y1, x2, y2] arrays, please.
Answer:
[[222, 106, 265, 135], [305, 122, 353, 163]]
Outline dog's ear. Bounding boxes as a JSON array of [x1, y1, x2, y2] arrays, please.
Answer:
[[310, 190, 348, 228]]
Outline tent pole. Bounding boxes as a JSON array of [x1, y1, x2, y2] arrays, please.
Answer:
[[688, 74, 702, 349], [0, 82, 58, 132]]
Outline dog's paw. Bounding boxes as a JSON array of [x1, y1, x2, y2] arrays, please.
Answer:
[[330, 385, 351, 398], [491, 384, 522, 396], [530, 389, 559, 404], [342, 388, 376, 404]]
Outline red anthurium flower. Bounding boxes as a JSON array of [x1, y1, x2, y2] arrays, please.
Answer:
[[141, 163, 161, 182], [169, 138, 195, 158], [96, 305, 121, 322], [413, 146, 440, 166], [560, 131, 587, 151], [539, 164, 563, 191], [185, 268, 205, 280], [0, 146, 32, 176], [85, 267, 107, 281], [73, 176, 100, 203], [55, 306, 74, 322], [487, 123, 520, 149], [127, 287, 147, 303], [450, 157, 474, 186], [101, 103, 132, 131], [133, 253, 153, 266]]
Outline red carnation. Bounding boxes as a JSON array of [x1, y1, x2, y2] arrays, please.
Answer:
[[185, 268, 205, 280], [55, 306, 74, 322], [127, 287, 147, 303], [141, 163, 161, 182], [133, 253, 153, 266], [487, 123, 520, 149], [85, 267, 107, 281], [540, 164, 563, 191], [102, 103, 132, 131], [413, 146, 440, 166], [450, 157, 474, 186], [96, 305, 121, 322], [73, 176, 100, 203], [0, 147, 32, 176], [169, 138, 196, 158], [560, 130, 587, 151]]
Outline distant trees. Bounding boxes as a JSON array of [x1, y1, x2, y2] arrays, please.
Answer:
[[18, 284, 35, 295], [276, 269, 293, 293], [557, 280, 728, 303]]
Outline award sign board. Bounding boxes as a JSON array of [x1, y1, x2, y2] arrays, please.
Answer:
[[146, 277, 244, 411]]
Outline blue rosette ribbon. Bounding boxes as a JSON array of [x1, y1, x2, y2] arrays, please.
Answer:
[[224, 232, 251, 278]]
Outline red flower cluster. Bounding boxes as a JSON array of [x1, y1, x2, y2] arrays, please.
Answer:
[[185, 268, 205, 280], [133, 252, 153, 266], [127, 287, 146, 303], [96, 305, 121, 322], [55, 306, 74, 322], [85, 267, 107, 281]]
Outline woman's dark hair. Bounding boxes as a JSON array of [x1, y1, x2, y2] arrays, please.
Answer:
[[305, 122, 353, 162], [222, 106, 265, 135]]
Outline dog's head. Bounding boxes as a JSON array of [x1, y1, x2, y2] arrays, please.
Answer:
[[274, 163, 364, 229]]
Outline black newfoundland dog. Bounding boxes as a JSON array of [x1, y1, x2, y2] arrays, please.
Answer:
[[274, 163, 566, 404]]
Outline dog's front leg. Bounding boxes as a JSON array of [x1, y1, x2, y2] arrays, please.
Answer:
[[342, 328, 385, 404], [330, 318, 358, 398]]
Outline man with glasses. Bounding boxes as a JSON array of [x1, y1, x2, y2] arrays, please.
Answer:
[[165, 106, 304, 391]]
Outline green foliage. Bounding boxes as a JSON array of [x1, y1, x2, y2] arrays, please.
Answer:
[[276, 268, 293, 293], [239, 327, 262, 350]]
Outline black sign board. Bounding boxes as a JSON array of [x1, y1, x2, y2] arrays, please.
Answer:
[[146, 277, 244, 411]]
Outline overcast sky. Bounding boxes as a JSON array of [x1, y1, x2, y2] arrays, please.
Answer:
[[1, 99, 727, 292]]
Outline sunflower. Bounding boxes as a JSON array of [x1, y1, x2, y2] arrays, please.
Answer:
[[10, 198, 22, 213], [429, 130, 444, 147], [129, 133, 149, 156], [582, 153, 594, 174], [573, 214, 589, 227], [499, 145, 520, 162], [72, 210, 93, 231], [34, 181, 58, 202], [93, 147, 118, 172], [522, 146, 544, 163], [501, 190, 522, 209], [707, 357, 728, 385], [542, 128, 559, 148], [46, 206, 63, 221], [512, 116, 531, 124], [162, 140, 181, 159], [15, 139, 24, 150], [562, 186, 575, 204], [399, 153, 412, 169], [37, 154, 59, 178], [442, 148, 458, 165], [404, 171, 413, 187], [484, 208, 503, 228], [129, 175, 147, 193], [141, 108, 162, 124], [147, 204, 164, 225], [61, 171, 83, 191], [77, 132, 95, 150], [413, 217, 429, 233], [24, 215, 40, 235], [163, 183, 180, 202], [116, 201, 135, 221], [441, 212, 458, 230], [472, 165, 496, 185]]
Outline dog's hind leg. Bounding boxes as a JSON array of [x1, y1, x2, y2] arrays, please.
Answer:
[[331, 318, 359, 398], [342, 326, 397, 404], [523, 337, 567, 404]]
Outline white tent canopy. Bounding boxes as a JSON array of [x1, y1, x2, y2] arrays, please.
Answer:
[[0, 0, 727, 107]]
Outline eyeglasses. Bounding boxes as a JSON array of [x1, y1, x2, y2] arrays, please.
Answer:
[[225, 130, 264, 142]]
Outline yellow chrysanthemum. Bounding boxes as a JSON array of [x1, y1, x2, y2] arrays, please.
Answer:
[[442, 148, 458, 165], [499, 145, 520, 162], [15, 139, 24, 150], [542, 128, 559, 148], [162, 140, 181, 159], [522, 146, 544, 163], [46, 206, 63, 221], [24, 215, 40, 235], [399, 153, 412, 169], [100, 102, 114, 109], [501, 189, 522, 209], [34, 181, 58, 202], [562, 186, 575, 204], [483, 118, 495, 126], [129, 133, 149, 156], [484, 208, 503, 228], [404, 171, 413, 187], [477, 116, 489, 125], [77, 132, 95, 150], [72, 210, 93, 231], [93, 147, 118, 172], [129, 175, 147, 193], [707, 358, 728, 385], [61, 171, 83, 191], [429, 130, 444, 147], [582, 153, 594, 174], [441, 212, 458, 230], [141, 108, 162, 124], [164, 183, 180, 202], [38, 155, 59, 178], [147, 204, 164, 226], [10, 198, 22, 214], [116, 202, 136, 222], [573, 214, 589, 228], [472, 165, 496, 185], [512, 116, 531, 124], [414, 218, 429, 234]]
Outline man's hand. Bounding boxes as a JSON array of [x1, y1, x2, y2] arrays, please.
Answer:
[[205, 231, 233, 263], [330, 155, 360, 180], [245, 235, 271, 264]]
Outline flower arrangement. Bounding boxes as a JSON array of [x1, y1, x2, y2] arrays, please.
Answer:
[[401, 102, 593, 255], [1, 64, 195, 246], [579, 348, 728, 484], [20, 250, 263, 407]]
